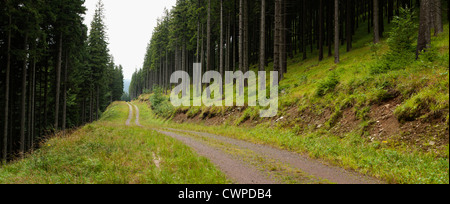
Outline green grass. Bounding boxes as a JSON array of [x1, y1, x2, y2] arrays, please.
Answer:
[[0, 102, 229, 184], [140, 109, 449, 184]]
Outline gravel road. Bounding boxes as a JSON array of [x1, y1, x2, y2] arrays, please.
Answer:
[[129, 103, 383, 184]]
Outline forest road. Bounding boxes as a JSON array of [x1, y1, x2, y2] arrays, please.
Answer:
[[126, 102, 133, 126], [129, 103, 383, 184]]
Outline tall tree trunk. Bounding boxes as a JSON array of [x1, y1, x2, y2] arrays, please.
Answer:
[[20, 33, 29, 157], [89, 88, 93, 123], [207, 0, 211, 73], [226, 11, 231, 73], [182, 42, 187, 97], [274, 0, 281, 75], [417, 0, 431, 58], [82, 99, 85, 125], [243, 0, 249, 73], [62, 51, 69, 135], [346, 0, 352, 51], [373, 0, 380, 43], [434, 0, 443, 35], [388, 0, 394, 23], [260, 0, 266, 71], [302, 0, 307, 60], [207, 0, 212, 96], [334, 0, 340, 64], [327, 0, 333, 57], [201, 23, 205, 75], [3, 14, 12, 162], [239, 0, 244, 72], [319, 0, 324, 61], [220, 0, 224, 78], [280, 0, 286, 77], [96, 85, 99, 120], [54, 33, 63, 130], [30, 45, 36, 151], [197, 0, 201, 63]]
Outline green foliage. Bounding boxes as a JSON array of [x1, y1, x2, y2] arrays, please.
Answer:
[[149, 86, 175, 118], [370, 8, 417, 74], [395, 86, 449, 123], [235, 107, 259, 126], [121, 92, 131, 102], [316, 72, 340, 97], [386, 8, 417, 55]]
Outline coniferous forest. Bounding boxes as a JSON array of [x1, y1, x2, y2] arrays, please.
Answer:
[[0, 1, 124, 162], [129, 0, 447, 98]]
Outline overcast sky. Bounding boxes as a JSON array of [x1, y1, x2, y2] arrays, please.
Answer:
[[83, 0, 177, 80]]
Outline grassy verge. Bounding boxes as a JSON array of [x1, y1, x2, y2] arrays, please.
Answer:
[[138, 22, 449, 184], [136, 100, 449, 184], [0, 102, 229, 184]]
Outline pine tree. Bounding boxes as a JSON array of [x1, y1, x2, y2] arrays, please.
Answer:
[[417, 0, 431, 58], [335, 0, 340, 64], [374, 0, 380, 43], [88, 0, 110, 118]]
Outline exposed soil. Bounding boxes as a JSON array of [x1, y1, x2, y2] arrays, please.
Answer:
[[171, 96, 449, 155]]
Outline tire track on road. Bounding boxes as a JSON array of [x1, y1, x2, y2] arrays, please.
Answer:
[[126, 102, 133, 126]]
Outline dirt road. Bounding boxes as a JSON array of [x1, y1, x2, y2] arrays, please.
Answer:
[[126, 102, 133, 126], [129, 103, 383, 184]]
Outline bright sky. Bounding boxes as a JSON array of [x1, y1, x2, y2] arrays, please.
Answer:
[[83, 0, 177, 80]]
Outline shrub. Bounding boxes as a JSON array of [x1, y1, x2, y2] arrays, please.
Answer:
[[149, 86, 175, 118], [370, 8, 417, 75], [387, 8, 417, 55], [316, 72, 340, 97]]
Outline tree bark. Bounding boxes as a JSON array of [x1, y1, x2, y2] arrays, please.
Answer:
[[239, 0, 244, 72], [207, 0, 211, 73], [55, 33, 63, 130], [243, 0, 249, 73], [434, 0, 443, 35], [417, 0, 431, 58], [327, 0, 333, 57], [302, 0, 307, 60], [274, 0, 282, 78], [334, 0, 340, 64], [260, 0, 266, 71], [30, 44, 36, 150], [206, 0, 211, 96], [220, 0, 224, 77], [373, 0, 380, 43], [226, 10, 231, 72], [62, 51, 69, 135], [280, 0, 286, 77], [346, 0, 352, 51], [20, 33, 29, 157], [319, 0, 324, 61], [3, 13, 12, 162]]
